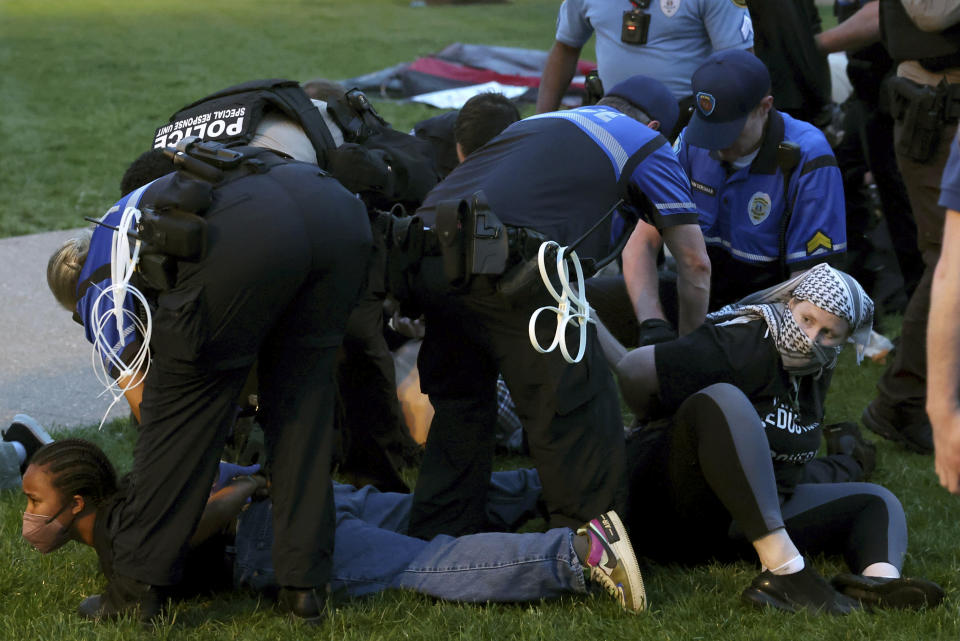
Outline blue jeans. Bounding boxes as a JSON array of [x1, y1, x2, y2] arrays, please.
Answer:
[[234, 469, 587, 601]]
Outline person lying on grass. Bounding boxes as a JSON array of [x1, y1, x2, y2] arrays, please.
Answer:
[[19, 438, 647, 620], [597, 263, 943, 614]]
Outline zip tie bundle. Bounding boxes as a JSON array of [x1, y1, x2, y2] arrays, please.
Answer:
[[87, 204, 152, 428], [528, 240, 593, 364]]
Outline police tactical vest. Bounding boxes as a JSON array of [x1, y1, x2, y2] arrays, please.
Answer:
[[153, 79, 337, 166], [880, 0, 960, 71]]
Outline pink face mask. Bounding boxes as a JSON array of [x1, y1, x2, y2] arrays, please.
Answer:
[[22, 503, 72, 554]]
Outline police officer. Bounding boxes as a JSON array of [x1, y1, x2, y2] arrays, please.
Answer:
[[818, 0, 924, 303], [159, 80, 439, 491], [46, 145, 372, 622], [536, 0, 754, 135], [859, 0, 960, 454], [676, 49, 847, 310], [405, 75, 711, 539]]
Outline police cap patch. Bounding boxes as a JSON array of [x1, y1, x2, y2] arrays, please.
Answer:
[[696, 91, 716, 116]]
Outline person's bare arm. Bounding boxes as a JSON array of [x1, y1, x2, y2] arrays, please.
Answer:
[[660, 223, 711, 335], [536, 41, 582, 114], [927, 210, 960, 493], [595, 317, 661, 417], [621, 220, 668, 323], [190, 474, 267, 547], [116, 372, 144, 423], [815, 1, 880, 53]]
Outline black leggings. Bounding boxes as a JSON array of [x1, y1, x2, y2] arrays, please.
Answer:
[[626, 383, 907, 571]]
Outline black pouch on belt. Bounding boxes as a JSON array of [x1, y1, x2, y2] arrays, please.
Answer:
[[435, 197, 469, 290]]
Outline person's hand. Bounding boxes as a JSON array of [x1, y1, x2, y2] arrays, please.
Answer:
[[637, 318, 677, 346], [932, 411, 960, 494], [213, 462, 261, 493], [391, 310, 426, 339]]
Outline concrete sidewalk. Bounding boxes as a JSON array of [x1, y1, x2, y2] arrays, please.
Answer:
[[0, 229, 129, 431]]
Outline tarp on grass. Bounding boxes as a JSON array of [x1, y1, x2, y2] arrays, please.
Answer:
[[339, 42, 596, 108]]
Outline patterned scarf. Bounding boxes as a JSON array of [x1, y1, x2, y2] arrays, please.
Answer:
[[706, 264, 874, 376]]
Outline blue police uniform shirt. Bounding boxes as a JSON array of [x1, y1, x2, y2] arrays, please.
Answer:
[[676, 109, 846, 307], [939, 130, 960, 211], [417, 105, 699, 262], [75, 184, 155, 375], [555, 0, 754, 99]]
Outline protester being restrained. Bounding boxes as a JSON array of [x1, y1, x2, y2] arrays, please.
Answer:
[[598, 264, 943, 613], [20, 439, 648, 613]]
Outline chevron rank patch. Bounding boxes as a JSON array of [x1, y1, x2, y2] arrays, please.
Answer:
[[806, 231, 833, 255]]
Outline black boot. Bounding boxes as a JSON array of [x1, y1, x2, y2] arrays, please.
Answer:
[[277, 586, 328, 624]]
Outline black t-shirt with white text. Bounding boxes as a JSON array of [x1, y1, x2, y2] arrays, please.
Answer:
[[654, 319, 831, 492]]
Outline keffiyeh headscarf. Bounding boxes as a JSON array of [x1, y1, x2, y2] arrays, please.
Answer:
[[706, 264, 874, 376]]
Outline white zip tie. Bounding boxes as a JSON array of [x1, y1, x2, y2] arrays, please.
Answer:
[[88, 187, 153, 429], [528, 240, 593, 364]]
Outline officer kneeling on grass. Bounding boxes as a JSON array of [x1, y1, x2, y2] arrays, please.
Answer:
[[46, 138, 372, 623], [391, 75, 711, 542]]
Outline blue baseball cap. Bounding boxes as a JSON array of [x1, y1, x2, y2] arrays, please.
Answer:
[[605, 75, 679, 139], [685, 50, 771, 150]]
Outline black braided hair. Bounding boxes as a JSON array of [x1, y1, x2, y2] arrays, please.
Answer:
[[30, 439, 118, 507]]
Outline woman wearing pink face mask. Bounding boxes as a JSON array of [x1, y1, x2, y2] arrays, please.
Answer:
[[21, 439, 115, 556]]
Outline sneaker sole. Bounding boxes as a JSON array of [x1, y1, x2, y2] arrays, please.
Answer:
[[6, 414, 54, 448], [602, 510, 647, 612]]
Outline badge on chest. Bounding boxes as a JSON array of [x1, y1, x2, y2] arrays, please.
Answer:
[[747, 191, 771, 225]]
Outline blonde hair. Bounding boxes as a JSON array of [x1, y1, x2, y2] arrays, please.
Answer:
[[47, 230, 91, 311]]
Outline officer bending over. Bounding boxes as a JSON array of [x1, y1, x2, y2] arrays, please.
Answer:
[[46, 142, 372, 623], [676, 49, 846, 310], [160, 80, 439, 491], [404, 74, 711, 540]]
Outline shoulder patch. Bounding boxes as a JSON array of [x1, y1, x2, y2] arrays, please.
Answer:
[[806, 231, 833, 255], [748, 192, 771, 225], [730, 0, 747, 7]]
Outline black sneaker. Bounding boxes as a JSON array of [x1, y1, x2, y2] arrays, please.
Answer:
[[2, 414, 53, 474], [831, 573, 945, 610], [861, 401, 933, 455], [742, 563, 860, 615], [824, 422, 877, 479], [77, 574, 164, 623], [277, 586, 328, 624]]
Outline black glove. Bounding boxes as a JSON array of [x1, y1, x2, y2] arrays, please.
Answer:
[[637, 318, 677, 346], [326, 143, 395, 197]]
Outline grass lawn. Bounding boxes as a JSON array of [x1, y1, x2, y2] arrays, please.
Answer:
[[2, 1, 957, 639]]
